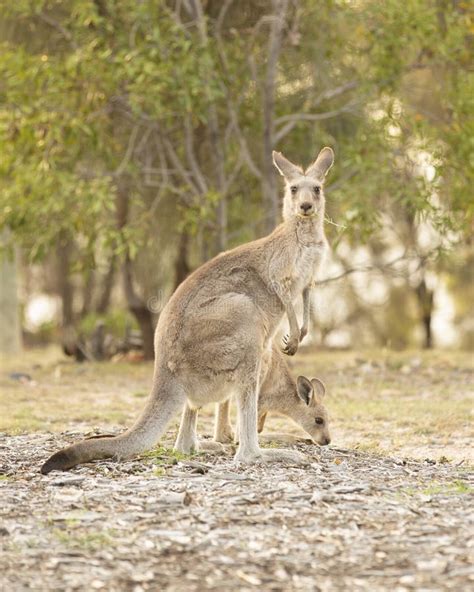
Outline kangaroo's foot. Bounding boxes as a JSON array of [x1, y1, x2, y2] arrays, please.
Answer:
[[174, 438, 227, 455], [261, 448, 309, 465], [234, 447, 308, 466], [234, 449, 263, 464], [281, 333, 299, 356], [199, 440, 227, 453], [173, 435, 199, 455], [214, 425, 235, 444]]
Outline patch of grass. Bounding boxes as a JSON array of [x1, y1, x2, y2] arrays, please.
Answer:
[[2, 346, 472, 463], [52, 528, 117, 551], [414, 427, 437, 436], [8, 408, 45, 432], [143, 445, 196, 465], [262, 440, 284, 449], [353, 441, 386, 454], [404, 480, 473, 497]]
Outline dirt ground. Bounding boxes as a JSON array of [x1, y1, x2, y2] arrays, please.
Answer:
[[1, 347, 473, 591]]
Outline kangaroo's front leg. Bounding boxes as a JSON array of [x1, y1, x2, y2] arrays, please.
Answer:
[[281, 298, 300, 356], [174, 403, 199, 454], [300, 286, 311, 342]]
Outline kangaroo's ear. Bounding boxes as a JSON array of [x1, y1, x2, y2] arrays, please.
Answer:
[[272, 151, 302, 180], [305, 147, 334, 179], [311, 378, 326, 399], [297, 376, 313, 405]]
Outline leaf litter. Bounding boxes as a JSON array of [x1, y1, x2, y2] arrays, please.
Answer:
[[1, 431, 473, 591]]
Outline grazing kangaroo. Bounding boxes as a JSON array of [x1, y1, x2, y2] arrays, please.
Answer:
[[174, 343, 330, 454], [41, 147, 333, 474]]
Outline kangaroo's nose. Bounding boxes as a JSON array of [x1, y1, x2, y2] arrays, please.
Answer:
[[324, 436, 331, 446], [300, 202, 313, 214]]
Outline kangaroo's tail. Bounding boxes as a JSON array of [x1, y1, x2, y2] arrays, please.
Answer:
[[40, 376, 185, 474]]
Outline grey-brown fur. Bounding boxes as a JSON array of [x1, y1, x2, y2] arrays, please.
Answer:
[[40, 147, 334, 474], [175, 343, 330, 454]]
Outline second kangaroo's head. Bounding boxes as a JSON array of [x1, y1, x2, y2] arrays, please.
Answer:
[[294, 376, 331, 446], [272, 147, 334, 222]]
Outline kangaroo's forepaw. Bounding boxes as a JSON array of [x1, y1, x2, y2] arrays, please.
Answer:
[[282, 334, 299, 356], [299, 326, 308, 342]]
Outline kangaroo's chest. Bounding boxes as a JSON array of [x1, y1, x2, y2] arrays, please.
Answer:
[[291, 242, 326, 294]]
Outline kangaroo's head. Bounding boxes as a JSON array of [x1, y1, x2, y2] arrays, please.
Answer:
[[272, 148, 334, 222], [294, 375, 331, 446]]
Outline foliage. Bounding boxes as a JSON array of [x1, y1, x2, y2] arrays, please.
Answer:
[[0, 0, 221, 261], [78, 308, 138, 338], [1, 1, 471, 255], [0, 0, 472, 346]]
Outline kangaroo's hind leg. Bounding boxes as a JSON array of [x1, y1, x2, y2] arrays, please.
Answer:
[[174, 402, 226, 455], [233, 366, 262, 463], [234, 359, 308, 466], [174, 403, 199, 454], [257, 412, 267, 433], [214, 399, 235, 443]]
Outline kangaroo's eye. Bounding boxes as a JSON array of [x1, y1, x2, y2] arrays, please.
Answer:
[[313, 186, 321, 195], [290, 186, 298, 195], [315, 417, 324, 425]]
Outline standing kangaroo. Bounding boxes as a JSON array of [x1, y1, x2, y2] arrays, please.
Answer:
[[174, 343, 330, 454], [41, 147, 334, 474]]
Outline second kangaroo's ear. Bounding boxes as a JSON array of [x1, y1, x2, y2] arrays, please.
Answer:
[[272, 151, 302, 180], [305, 147, 334, 179], [297, 376, 313, 405], [311, 378, 326, 399]]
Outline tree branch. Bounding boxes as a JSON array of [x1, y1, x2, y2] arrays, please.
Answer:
[[37, 13, 78, 50], [262, 0, 289, 232], [183, 115, 208, 194], [162, 136, 201, 200], [216, 0, 234, 36], [274, 100, 360, 143], [317, 251, 434, 286], [114, 125, 140, 177], [311, 81, 359, 107]]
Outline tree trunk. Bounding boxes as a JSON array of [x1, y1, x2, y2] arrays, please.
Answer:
[[81, 268, 95, 317], [174, 231, 191, 291], [189, 0, 228, 252], [96, 255, 116, 314], [422, 314, 433, 350], [0, 232, 22, 354], [262, 0, 289, 234], [122, 253, 155, 360], [57, 234, 74, 327], [116, 182, 155, 360], [415, 278, 434, 349], [210, 109, 228, 253]]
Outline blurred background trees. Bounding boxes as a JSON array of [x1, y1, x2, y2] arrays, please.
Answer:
[[0, 0, 472, 357]]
